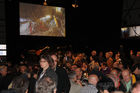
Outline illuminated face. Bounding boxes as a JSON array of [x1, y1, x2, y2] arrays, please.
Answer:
[[122, 70, 131, 83], [40, 58, 49, 69]]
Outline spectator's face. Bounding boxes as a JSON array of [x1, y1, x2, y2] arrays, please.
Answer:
[[71, 65, 77, 71], [88, 75, 99, 86], [51, 55, 58, 69], [75, 68, 82, 76], [99, 52, 103, 56], [66, 63, 71, 68], [122, 70, 131, 83], [91, 51, 96, 56], [20, 66, 27, 73], [110, 70, 118, 78], [0, 67, 7, 76], [105, 53, 110, 58], [28, 66, 32, 70], [118, 64, 123, 70], [134, 67, 140, 75], [40, 58, 49, 69]]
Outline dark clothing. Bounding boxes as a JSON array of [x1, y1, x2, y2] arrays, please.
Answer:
[[118, 81, 127, 93], [91, 56, 98, 62], [28, 77, 36, 93], [1, 89, 17, 93], [10, 73, 29, 93], [63, 56, 73, 65], [135, 74, 140, 81], [37, 67, 57, 85], [0, 74, 14, 92], [55, 66, 70, 93], [98, 56, 105, 65], [131, 55, 140, 64]]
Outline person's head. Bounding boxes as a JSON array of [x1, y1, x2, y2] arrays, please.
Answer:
[[88, 74, 99, 86], [40, 54, 54, 70], [71, 65, 78, 71], [122, 69, 131, 83], [7, 61, 12, 67], [97, 77, 115, 93], [91, 50, 97, 56], [68, 71, 77, 82], [109, 51, 113, 57], [110, 68, 120, 78], [132, 81, 140, 93], [118, 63, 124, 70], [105, 52, 111, 59], [51, 54, 58, 69], [75, 68, 82, 79], [66, 51, 72, 57], [99, 51, 103, 57], [19, 64, 28, 74], [0, 65, 7, 76], [107, 74, 119, 88], [136, 51, 140, 57], [131, 63, 140, 75]]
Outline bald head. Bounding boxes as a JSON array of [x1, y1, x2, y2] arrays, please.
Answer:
[[88, 74, 99, 86]]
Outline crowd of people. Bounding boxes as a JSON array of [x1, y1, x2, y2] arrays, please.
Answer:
[[0, 49, 140, 93]]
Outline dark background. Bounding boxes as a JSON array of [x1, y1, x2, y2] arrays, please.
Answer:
[[1, 0, 130, 62]]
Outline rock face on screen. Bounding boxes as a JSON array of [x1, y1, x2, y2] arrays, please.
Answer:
[[20, 3, 65, 37]]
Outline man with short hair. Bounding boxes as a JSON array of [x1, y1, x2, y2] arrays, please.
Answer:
[[69, 71, 82, 93], [51, 54, 70, 93], [119, 69, 136, 93], [80, 74, 98, 93], [0, 65, 13, 91]]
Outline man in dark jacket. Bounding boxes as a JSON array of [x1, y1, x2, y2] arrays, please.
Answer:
[[51, 54, 70, 93], [0, 65, 13, 92]]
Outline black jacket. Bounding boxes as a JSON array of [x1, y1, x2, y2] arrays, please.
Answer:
[[0, 74, 14, 92], [37, 67, 57, 85], [55, 66, 70, 93]]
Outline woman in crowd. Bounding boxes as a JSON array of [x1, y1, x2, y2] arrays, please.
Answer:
[[35, 54, 57, 93]]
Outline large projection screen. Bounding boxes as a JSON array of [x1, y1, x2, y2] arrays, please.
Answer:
[[20, 3, 65, 37]]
